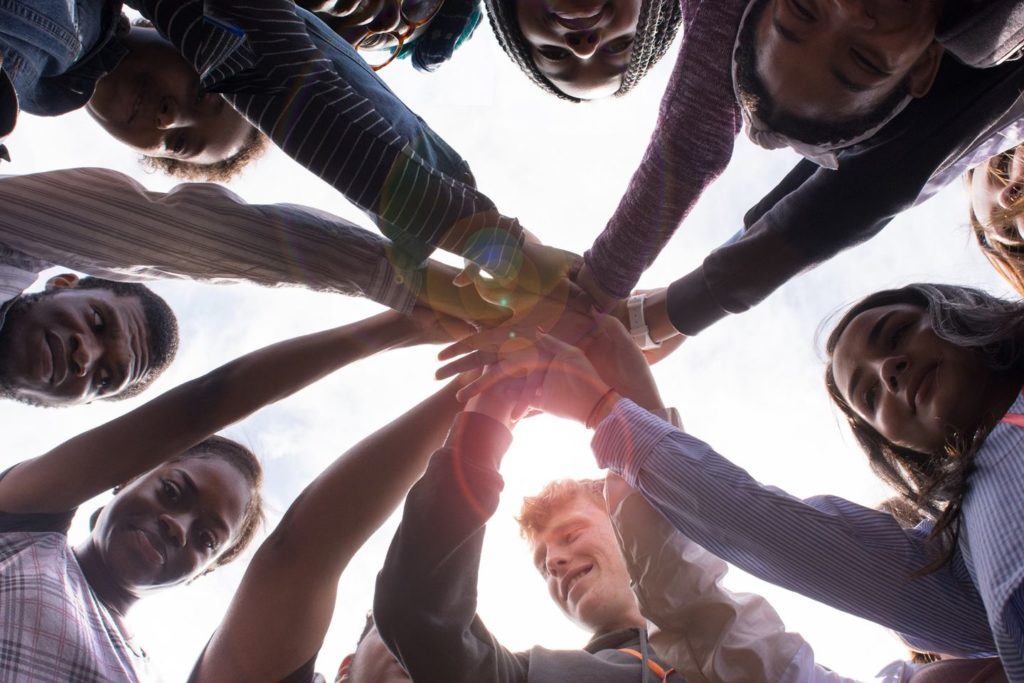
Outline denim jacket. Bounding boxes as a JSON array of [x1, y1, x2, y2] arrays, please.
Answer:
[[0, 0, 126, 116]]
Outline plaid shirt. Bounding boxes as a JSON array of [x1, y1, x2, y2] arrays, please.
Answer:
[[0, 508, 144, 683]]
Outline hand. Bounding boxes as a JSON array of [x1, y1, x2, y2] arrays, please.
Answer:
[[464, 373, 525, 430], [458, 334, 613, 425], [577, 312, 665, 412], [574, 261, 618, 311], [457, 243, 585, 313], [393, 306, 477, 348]]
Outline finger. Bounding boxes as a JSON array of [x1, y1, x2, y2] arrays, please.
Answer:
[[438, 326, 526, 361], [534, 332, 580, 357], [511, 363, 545, 421], [453, 263, 480, 288], [435, 350, 497, 380], [455, 363, 524, 402]]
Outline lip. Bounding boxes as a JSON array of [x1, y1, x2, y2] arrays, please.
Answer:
[[560, 564, 593, 603], [907, 362, 938, 415], [134, 529, 166, 567], [43, 330, 67, 386], [551, 5, 606, 30]]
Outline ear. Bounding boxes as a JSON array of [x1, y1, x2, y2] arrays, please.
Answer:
[[907, 42, 944, 99], [88, 506, 104, 530], [44, 273, 80, 292], [336, 654, 354, 682]]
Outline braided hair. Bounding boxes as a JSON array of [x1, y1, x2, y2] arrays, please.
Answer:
[[484, 0, 681, 101]]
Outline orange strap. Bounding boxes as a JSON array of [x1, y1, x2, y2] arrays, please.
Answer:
[[618, 648, 676, 682], [1002, 413, 1024, 429]]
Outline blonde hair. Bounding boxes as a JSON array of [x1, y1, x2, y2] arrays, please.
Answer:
[[966, 148, 1024, 295], [517, 478, 604, 544]]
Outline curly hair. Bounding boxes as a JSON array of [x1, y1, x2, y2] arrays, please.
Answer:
[[484, 0, 681, 101], [141, 125, 270, 183], [824, 284, 1024, 571], [517, 478, 605, 543]]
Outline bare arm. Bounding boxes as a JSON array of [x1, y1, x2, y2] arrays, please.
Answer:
[[190, 377, 466, 683], [0, 311, 429, 514]]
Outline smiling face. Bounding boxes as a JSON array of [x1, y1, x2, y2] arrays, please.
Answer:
[[830, 303, 994, 453], [86, 25, 254, 165], [516, 0, 642, 99], [322, 0, 439, 54], [970, 146, 1024, 250], [86, 457, 254, 595], [0, 283, 152, 406], [752, 0, 943, 123], [529, 496, 641, 635]]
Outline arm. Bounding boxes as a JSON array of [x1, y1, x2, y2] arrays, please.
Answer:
[[129, 0, 525, 280], [665, 57, 1024, 336], [607, 476, 829, 683], [191, 377, 467, 683], [373, 409, 528, 683], [593, 400, 997, 657], [581, 0, 743, 300], [0, 310, 430, 514], [0, 168, 503, 323]]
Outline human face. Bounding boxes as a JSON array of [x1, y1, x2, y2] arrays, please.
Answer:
[[86, 457, 253, 594], [969, 146, 1024, 249], [530, 497, 641, 635], [86, 26, 254, 165], [339, 625, 410, 683], [831, 303, 993, 453], [755, 0, 943, 121], [516, 0, 642, 99], [0, 284, 151, 406]]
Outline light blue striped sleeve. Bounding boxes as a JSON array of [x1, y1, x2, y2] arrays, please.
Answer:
[[591, 398, 997, 658]]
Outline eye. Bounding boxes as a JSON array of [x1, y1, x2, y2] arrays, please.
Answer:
[[198, 529, 219, 552], [851, 49, 888, 76], [865, 382, 879, 412], [161, 479, 182, 502], [94, 367, 112, 394], [602, 36, 633, 55], [890, 322, 911, 350], [359, 33, 398, 50], [538, 45, 571, 61], [90, 307, 105, 333], [168, 134, 187, 157], [788, 0, 815, 20]]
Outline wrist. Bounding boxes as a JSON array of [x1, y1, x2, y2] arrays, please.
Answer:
[[586, 388, 622, 430], [642, 290, 681, 344]]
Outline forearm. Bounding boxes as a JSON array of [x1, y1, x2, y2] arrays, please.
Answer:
[[0, 168, 419, 313], [1, 312, 415, 513], [135, 0, 526, 279], [593, 399, 997, 656], [375, 412, 523, 683]]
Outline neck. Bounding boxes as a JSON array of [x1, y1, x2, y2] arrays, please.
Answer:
[[591, 613, 646, 638], [73, 538, 138, 620], [984, 363, 1024, 430]]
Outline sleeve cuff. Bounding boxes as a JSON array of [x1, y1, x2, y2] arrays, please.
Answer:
[[666, 266, 729, 336], [370, 258, 421, 314], [591, 399, 679, 480], [444, 411, 514, 468]]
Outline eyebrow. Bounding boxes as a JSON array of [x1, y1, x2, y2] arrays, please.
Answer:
[[177, 469, 231, 538], [96, 300, 132, 392], [846, 311, 896, 401]]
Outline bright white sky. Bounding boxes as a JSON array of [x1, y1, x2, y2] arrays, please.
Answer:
[[0, 13, 1013, 683]]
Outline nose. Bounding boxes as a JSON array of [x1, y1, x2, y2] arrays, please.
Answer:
[[545, 548, 571, 576], [998, 181, 1024, 210], [829, 0, 875, 29], [564, 30, 601, 58], [159, 513, 189, 548], [879, 355, 909, 393], [156, 96, 194, 130], [69, 331, 101, 377]]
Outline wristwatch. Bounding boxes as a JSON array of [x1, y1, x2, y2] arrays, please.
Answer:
[[627, 294, 661, 350]]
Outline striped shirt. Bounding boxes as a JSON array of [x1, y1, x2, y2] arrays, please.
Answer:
[[127, 0, 525, 280], [0, 167, 418, 313], [592, 399, 999, 662]]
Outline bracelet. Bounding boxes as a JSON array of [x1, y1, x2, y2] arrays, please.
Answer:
[[586, 388, 619, 430], [627, 294, 661, 351]]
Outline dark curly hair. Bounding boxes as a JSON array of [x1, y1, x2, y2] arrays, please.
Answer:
[[141, 126, 270, 182], [824, 283, 1024, 571], [484, 0, 682, 101]]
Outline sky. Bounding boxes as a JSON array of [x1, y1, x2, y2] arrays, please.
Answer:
[[0, 11, 1014, 683]]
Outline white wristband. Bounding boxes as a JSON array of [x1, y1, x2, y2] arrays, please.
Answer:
[[627, 294, 661, 351]]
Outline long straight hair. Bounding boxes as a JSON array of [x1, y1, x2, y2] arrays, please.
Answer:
[[824, 284, 1024, 570]]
